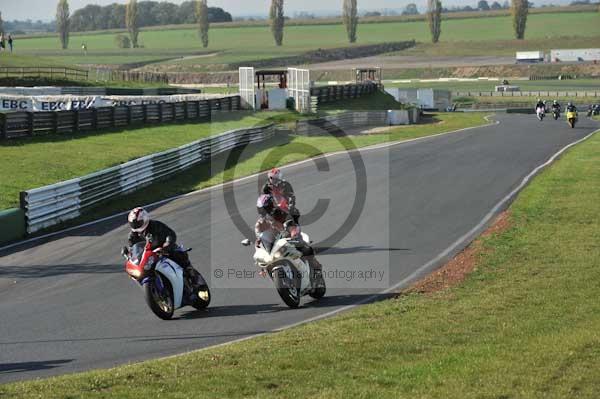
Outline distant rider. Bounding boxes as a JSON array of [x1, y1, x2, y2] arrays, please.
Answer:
[[126, 207, 200, 283], [566, 102, 578, 114], [261, 168, 300, 224], [551, 100, 561, 114], [535, 99, 546, 113]]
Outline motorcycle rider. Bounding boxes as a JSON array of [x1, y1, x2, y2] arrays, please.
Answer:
[[254, 194, 323, 282], [551, 100, 561, 115], [126, 207, 201, 285], [261, 168, 300, 224], [535, 98, 546, 113], [566, 102, 578, 114]]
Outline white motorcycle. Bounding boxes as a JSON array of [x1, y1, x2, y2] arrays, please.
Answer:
[[123, 241, 211, 320], [241, 228, 326, 308]]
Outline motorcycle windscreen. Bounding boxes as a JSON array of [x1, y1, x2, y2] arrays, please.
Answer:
[[259, 231, 276, 253], [130, 242, 146, 264]]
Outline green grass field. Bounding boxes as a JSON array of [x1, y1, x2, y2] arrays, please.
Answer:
[[5, 12, 599, 69], [2, 119, 599, 398]]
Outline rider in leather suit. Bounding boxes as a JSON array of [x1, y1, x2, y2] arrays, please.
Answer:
[[127, 207, 199, 282]]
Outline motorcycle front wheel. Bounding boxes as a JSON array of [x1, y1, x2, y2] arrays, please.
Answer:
[[272, 262, 301, 308], [144, 274, 175, 320]]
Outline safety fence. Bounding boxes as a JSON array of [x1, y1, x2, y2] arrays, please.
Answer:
[[309, 83, 379, 111], [295, 110, 419, 136], [0, 95, 241, 140], [454, 91, 600, 98], [0, 66, 89, 81], [19, 124, 277, 234]]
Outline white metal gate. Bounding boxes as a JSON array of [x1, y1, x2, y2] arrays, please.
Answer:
[[288, 68, 311, 113], [238, 67, 255, 110]]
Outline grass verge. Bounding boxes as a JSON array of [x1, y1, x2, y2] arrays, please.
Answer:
[[2, 121, 599, 398]]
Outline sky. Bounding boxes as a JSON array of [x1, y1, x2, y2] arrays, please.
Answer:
[[0, 0, 574, 22]]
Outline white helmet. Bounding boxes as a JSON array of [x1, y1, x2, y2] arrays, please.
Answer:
[[268, 167, 282, 185], [128, 207, 150, 232]]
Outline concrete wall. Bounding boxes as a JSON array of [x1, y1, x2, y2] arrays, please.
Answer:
[[0, 208, 26, 245]]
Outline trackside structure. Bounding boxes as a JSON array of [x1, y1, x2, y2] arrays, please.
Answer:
[[238, 67, 312, 113]]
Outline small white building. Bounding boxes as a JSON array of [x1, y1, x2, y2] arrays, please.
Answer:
[[550, 49, 600, 63], [385, 88, 452, 110]]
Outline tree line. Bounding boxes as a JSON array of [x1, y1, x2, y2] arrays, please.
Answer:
[[69, 1, 231, 32]]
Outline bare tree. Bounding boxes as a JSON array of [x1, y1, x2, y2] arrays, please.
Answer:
[[195, 0, 209, 48], [56, 0, 70, 50], [126, 0, 139, 48], [427, 0, 442, 43], [343, 0, 358, 43], [270, 0, 284, 46], [511, 0, 528, 39]]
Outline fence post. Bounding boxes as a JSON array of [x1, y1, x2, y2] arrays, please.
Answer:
[[28, 113, 34, 137], [143, 104, 148, 123], [111, 107, 116, 128], [0, 114, 5, 139], [72, 110, 80, 133], [127, 106, 132, 125], [53, 112, 59, 134], [184, 101, 189, 120], [92, 108, 98, 130]]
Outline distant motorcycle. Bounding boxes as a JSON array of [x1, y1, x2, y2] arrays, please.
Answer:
[[566, 111, 578, 129], [536, 107, 545, 121], [552, 109, 560, 120], [122, 241, 211, 320]]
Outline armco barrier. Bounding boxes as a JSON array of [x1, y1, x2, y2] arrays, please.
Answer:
[[20, 124, 276, 234], [454, 91, 599, 98], [0, 96, 241, 140], [295, 110, 419, 136], [0, 208, 26, 245]]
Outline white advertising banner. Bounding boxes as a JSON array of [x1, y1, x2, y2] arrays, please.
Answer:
[[0, 94, 214, 113]]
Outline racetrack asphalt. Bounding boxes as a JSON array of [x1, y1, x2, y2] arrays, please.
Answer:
[[1, 114, 598, 383]]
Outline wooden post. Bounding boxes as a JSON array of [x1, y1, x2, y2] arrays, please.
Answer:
[[53, 112, 59, 134], [74, 111, 80, 134], [92, 108, 98, 130], [28, 113, 34, 137]]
